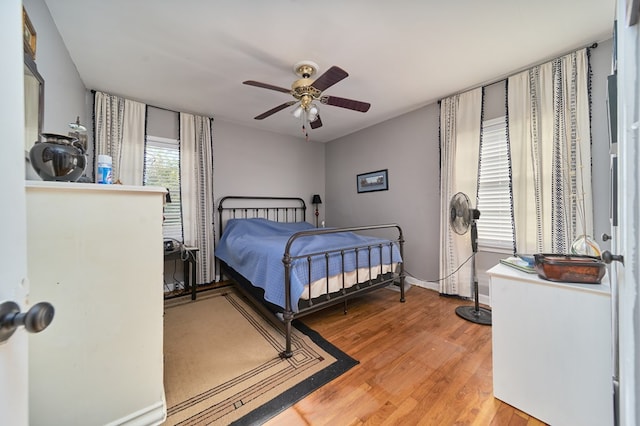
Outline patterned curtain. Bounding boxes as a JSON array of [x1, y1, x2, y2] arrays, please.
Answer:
[[94, 91, 146, 185], [180, 113, 215, 285], [439, 88, 483, 297], [508, 48, 593, 254]]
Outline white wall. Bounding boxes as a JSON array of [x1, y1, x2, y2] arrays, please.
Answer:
[[213, 119, 326, 227], [25, 0, 326, 212], [25, 0, 614, 299], [23, 0, 89, 180], [326, 40, 615, 298], [23, 0, 86, 136], [325, 104, 441, 283]]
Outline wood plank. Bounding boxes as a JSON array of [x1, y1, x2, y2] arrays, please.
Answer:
[[263, 286, 548, 425]]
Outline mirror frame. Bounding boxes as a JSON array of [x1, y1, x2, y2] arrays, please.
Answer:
[[24, 52, 44, 154]]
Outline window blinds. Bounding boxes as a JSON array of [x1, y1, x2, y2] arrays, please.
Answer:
[[476, 117, 515, 251], [143, 136, 183, 241]]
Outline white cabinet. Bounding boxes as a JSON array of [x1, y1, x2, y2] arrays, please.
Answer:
[[26, 182, 166, 426], [488, 264, 613, 426]]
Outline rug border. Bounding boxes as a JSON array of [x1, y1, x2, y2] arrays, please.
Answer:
[[229, 319, 359, 425]]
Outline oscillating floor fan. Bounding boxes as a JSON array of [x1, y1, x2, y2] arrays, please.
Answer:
[[449, 192, 492, 325]]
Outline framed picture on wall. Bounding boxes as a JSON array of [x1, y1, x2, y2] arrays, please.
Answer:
[[23, 7, 37, 60], [357, 169, 388, 193]]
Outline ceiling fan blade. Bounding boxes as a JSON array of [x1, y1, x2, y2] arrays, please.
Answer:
[[321, 96, 371, 112], [310, 115, 323, 129], [310, 66, 349, 92], [254, 101, 297, 120], [243, 80, 291, 94]]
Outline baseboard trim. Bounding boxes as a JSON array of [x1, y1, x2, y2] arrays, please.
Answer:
[[104, 399, 166, 426], [405, 275, 439, 292], [404, 275, 491, 307]]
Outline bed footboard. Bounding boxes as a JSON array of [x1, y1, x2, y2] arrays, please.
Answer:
[[280, 224, 405, 358]]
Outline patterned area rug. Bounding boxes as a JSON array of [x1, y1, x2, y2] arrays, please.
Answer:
[[163, 287, 357, 425]]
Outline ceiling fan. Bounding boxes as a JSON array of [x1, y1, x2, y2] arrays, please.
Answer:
[[243, 60, 371, 139]]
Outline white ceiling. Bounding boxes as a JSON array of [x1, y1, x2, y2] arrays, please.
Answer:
[[44, 0, 615, 143]]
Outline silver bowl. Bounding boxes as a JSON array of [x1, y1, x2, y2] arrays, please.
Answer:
[[29, 133, 87, 182]]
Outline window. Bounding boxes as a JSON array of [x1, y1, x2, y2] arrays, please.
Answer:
[[143, 136, 183, 241], [476, 116, 514, 252]]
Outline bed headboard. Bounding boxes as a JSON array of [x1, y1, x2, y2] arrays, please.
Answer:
[[217, 196, 307, 237]]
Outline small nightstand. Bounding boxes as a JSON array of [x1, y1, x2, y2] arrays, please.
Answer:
[[164, 246, 199, 300]]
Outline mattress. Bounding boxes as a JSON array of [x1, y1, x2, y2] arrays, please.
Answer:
[[215, 218, 402, 310], [300, 262, 399, 300]]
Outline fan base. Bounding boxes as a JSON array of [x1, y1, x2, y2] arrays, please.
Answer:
[[293, 60, 319, 78], [455, 305, 492, 325]]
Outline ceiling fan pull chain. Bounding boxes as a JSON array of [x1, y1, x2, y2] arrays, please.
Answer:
[[301, 110, 310, 141]]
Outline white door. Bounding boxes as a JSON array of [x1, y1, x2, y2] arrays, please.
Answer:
[[613, 4, 639, 425], [0, 0, 30, 424]]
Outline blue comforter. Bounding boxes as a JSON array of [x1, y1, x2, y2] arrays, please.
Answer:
[[215, 218, 402, 311]]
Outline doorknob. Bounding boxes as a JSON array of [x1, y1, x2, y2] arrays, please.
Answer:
[[0, 301, 55, 343], [601, 250, 624, 265]]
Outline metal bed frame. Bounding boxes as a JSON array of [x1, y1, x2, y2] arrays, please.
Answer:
[[216, 196, 406, 358]]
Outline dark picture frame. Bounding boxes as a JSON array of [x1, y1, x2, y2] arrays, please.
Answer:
[[23, 7, 37, 60], [357, 169, 388, 193]]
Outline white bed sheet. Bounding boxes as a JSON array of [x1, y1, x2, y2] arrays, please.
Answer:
[[300, 262, 399, 300]]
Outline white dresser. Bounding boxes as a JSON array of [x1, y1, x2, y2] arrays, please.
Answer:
[[26, 181, 166, 426], [488, 263, 614, 426]]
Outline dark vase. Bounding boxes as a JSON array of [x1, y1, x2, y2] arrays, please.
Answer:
[[29, 133, 87, 182]]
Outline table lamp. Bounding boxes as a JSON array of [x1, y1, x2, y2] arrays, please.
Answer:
[[312, 194, 322, 227]]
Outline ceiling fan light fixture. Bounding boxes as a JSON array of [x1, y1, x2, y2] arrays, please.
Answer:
[[244, 62, 369, 139], [292, 105, 303, 118], [306, 103, 319, 122]]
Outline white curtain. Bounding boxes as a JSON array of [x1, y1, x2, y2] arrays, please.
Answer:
[[508, 48, 593, 254], [180, 113, 215, 285], [94, 91, 146, 185], [439, 88, 483, 297]]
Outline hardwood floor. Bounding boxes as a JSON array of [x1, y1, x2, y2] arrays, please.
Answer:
[[263, 285, 547, 426]]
